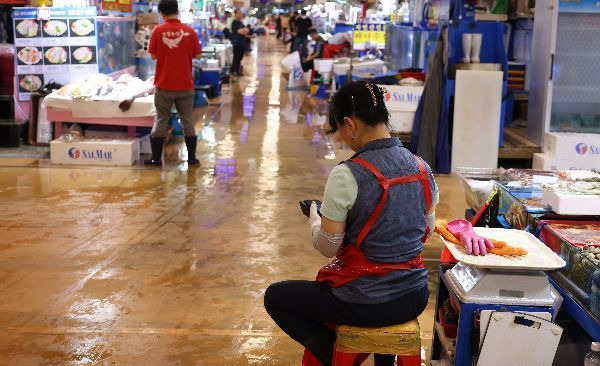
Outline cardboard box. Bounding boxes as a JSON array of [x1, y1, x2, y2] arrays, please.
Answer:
[[544, 132, 600, 161], [533, 152, 600, 171], [137, 13, 160, 27], [50, 138, 140, 166]]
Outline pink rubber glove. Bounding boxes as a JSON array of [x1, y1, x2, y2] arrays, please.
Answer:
[[446, 219, 494, 256]]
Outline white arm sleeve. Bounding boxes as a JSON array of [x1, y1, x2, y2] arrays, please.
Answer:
[[426, 211, 435, 238], [311, 226, 344, 258]]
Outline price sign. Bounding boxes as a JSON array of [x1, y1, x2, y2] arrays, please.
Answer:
[[37, 8, 50, 20], [353, 23, 385, 50]]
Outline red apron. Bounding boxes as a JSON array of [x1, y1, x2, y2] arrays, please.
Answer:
[[302, 155, 433, 366], [316, 155, 432, 287]]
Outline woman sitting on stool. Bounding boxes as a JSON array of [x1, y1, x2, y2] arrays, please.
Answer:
[[264, 81, 440, 366]]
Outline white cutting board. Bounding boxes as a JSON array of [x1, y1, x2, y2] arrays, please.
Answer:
[[451, 70, 503, 172], [479, 311, 552, 345], [477, 311, 563, 366], [441, 227, 566, 270]]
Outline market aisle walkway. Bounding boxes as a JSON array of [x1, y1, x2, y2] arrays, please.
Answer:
[[0, 37, 466, 364]]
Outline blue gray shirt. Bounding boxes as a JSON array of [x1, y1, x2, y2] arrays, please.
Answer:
[[321, 138, 437, 304]]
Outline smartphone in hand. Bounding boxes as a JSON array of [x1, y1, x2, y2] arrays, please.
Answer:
[[299, 200, 322, 218]]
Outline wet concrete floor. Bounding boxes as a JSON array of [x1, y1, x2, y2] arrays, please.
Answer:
[[0, 37, 467, 365]]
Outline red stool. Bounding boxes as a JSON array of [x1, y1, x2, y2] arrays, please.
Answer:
[[303, 320, 422, 366]]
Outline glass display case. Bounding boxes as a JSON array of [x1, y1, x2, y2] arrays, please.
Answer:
[[549, 12, 600, 133], [384, 24, 438, 73], [538, 220, 600, 321], [528, 0, 600, 145], [96, 16, 136, 74]]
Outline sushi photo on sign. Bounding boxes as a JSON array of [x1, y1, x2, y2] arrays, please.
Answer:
[[71, 46, 96, 64], [18, 74, 44, 93], [69, 18, 96, 37], [15, 19, 41, 38], [16, 46, 42, 66], [42, 19, 68, 37], [43, 46, 70, 65]]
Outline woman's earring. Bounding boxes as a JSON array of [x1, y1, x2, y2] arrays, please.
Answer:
[[351, 133, 355, 140]]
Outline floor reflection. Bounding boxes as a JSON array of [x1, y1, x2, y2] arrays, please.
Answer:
[[0, 36, 467, 365]]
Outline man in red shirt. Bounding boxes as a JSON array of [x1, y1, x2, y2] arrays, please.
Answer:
[[146, 0, 202, 166]]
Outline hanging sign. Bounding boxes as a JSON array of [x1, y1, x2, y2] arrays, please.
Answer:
[[353, 23, 385, 50], [102, 0, 133, 13]]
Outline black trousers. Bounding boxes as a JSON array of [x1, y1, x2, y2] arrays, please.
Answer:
[[302, 60, 314, 73], [264, 280, 429, 366], [231, 44, 245, 75]]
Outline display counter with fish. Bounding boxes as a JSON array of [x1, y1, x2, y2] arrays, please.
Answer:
[[44, 74, 156, 138]]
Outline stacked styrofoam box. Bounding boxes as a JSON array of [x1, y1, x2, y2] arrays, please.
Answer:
[[533, 132, 600, 171], [382, 85, 424, 133]]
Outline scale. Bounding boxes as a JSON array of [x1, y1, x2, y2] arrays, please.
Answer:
[[432, 228, 566, 366], [445, 262, 560, 308]]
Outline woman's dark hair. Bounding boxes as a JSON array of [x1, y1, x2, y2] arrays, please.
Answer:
[[327, 81, 389, 134], [158, 0, 178, 16]]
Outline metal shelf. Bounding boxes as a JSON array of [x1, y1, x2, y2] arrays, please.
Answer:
[[433, 322, 456, 365]]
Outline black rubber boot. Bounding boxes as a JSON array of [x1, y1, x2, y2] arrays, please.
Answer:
[[144, 137, 164, 166], [185, 136, 199, 166]]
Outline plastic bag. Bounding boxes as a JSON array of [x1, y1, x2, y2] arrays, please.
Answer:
[[288, 65, 307, 89], [281, 51, 301, 73]]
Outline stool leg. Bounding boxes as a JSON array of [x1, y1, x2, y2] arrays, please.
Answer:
[[396, 355, 421, 366], [301, 349, 323, 366], [331, 347, 369, 366], [354, 353, 370, 366]]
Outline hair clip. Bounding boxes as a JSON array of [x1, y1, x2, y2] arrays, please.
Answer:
[[378, 86, 388, 95], [364, 83, 378, 107]]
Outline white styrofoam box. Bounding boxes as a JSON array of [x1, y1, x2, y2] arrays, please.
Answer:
[[381, 85, 424, 112], [388, 111, 415, 133], [206, 59, 219, 69], [544, 132, 600, 160], [51, 138, 140, 166], [333, 59, 385, 76], [85, 128, 150, 155], [533, 152, 600, 171], [139, 134, 151, 155], [314, 59, 334, 74], [542, 189, 600, 215]]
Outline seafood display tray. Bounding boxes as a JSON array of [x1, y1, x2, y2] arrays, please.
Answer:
[[442, 227, 566, 270]]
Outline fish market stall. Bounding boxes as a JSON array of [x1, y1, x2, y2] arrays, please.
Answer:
[[431, 224, 565, 366], [44, 74, 155, 138], [451, 167, 600, 362]]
